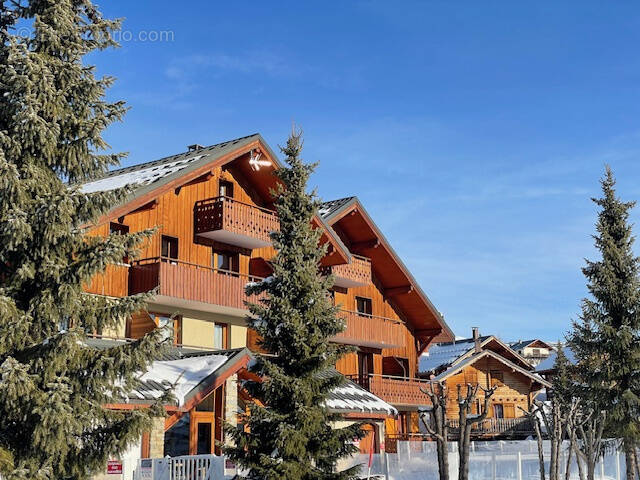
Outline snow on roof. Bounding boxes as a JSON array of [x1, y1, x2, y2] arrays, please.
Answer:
[[326, 381, 397, 416], [81, 155, 205, 193], [419, 338, 478, 373], [78, 133, 263, 195], [319, 197, 356, 219], [131, 354, 228, 406], [535, 346, 576, 373], [431, 350, 551, 388]]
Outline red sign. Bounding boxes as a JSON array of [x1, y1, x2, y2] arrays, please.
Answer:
[[107, 460, 123, 475]]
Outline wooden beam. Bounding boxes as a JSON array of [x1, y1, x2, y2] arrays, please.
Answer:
[[385, 285, 413, 297], [415, 328, 442, 337], [352, 238, 380, 251]]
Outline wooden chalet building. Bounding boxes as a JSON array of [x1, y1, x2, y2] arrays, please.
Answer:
[[417, 328, 550, 444], [509, 339, 555, 367], [81, 133, 453, 462]]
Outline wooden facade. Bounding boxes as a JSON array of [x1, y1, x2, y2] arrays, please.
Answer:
[[83, 135, 456, 454]]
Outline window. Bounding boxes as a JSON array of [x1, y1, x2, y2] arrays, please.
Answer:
[[490, 370, 504, 387], [356, 297, 372, 316], [214, 323, 226, 350], [213, 250, 239, 274], [219, 180, 234, 199], [532, 348, 541, 356], [161, 235, 178, 261], [196, 423, 212, 455], [110, 223, 130, 263], [382, 356, 409, 377], [357, 351, 374, 389], [493, 404, 504, 419], [196, 391, 215, 412]]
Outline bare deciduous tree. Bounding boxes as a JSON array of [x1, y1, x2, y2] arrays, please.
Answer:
[[457, 384, 496, 480], [569, 404, 606, 480], [419, 381, 451, 480]]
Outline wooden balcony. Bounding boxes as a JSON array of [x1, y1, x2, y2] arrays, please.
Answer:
[[347, 374, 433, 407], [194, 196, 279, 249], [84, 264, 129, 297], [447, 417, 535, 438], [324, 255, 371, 288], [129, 257, 263, 311], [385, 418, 536, 451], [333, 311, 405, 349]]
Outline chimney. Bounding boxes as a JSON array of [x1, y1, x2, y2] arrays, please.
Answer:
[[472, 327, 481, 353], [188, 144, 204, 152]]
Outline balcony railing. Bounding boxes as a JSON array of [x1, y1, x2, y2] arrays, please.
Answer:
[[447, 417, 535, 436], [84, 263, 130, 297], [129, 257, 263, 311], [347, 374, 433, 407], [384, 417, 536, 451], [324, 255, 371, 288], [333, 311, 405, 349], [194, 196, 279, 249]]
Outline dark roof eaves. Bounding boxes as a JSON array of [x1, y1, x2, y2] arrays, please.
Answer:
[[345, 198, 455, 342]]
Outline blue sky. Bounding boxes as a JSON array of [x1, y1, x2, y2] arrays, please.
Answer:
[[91, 1, 640, 342]]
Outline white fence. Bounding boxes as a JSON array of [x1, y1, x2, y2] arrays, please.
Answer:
[[133, 454, 224, 480], [338, 440, 626, 480], [131, 441, 626, 480]]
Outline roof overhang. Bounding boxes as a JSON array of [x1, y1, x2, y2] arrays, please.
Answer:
[[87, 134, 350, 265], [321, 198, 454, 342], [433, 350, 551, 389]]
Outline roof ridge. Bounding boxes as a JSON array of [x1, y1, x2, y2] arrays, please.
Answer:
[[321, 196, 357, 205], [92, 133, 260, 181]]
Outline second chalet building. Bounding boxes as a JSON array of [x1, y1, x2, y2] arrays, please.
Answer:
[[417, 328, 550, 443], [81, 133, 455, 460]]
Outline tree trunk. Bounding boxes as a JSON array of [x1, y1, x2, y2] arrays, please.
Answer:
[[458, 428, 471, 480], [442, 440, 450, 480], [573, 442, 586, 480], [625, 442, 636, 480], [565, 438, 573, 480], [533, 414, 546, 480]]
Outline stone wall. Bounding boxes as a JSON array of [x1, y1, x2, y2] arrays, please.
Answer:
[[149, 416, 165, 459]]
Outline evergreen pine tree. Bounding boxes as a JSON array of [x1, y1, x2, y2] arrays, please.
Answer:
[[225, 130, 363, 479], [551, 344, 573, 409], [0, 1, 165, 478], [568, 167, 640, 480]]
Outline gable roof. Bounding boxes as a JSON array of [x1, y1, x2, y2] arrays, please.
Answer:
[[432, 350, 551, 389], [319, 197, 356, 219], [419, 336, 491, 373], [420, 335, 532, 374], [81, 133, 351, 266], [81, 134, 265, 195], [89, 338, 395, 417], [86, 337, 251, 408], [510, 339, 555, 352], [320, 197, 454, 343]]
